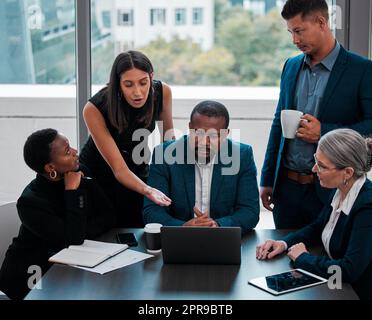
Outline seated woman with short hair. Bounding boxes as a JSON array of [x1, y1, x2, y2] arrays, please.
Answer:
[[256, 128, 372, 300], [0, 128, 116, 300]]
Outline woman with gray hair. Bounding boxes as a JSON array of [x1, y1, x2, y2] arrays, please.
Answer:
[[256, 128, 372, 300]]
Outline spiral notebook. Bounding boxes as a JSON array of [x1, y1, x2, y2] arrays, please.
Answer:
[[48, 240, 128, 268]]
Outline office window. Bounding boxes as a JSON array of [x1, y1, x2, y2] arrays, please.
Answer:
[[89, 0, 316, 86], [175, 8, 186, 26], [192, 8, 203, 25], [0, 0, 75, 84], [150, 8, 166, 26], [118, 9, 134, 26], [101, 11, 111, 28], [0, 0, 77, 202]]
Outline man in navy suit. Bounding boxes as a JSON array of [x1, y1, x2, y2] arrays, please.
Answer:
[[260, 0, 372, 228], [143, 100, 259, 234]]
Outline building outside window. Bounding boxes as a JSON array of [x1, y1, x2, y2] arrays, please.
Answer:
[[0, 0, 76, 84], [0, 0, 77, 202], [175, 8, 186, 25], [192, 7, 203, 25], [118, 9, 133, 26], [101, 10, 111, 28], [150, 8, 166, 26]]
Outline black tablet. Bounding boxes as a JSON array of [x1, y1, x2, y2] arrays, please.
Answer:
[[248, 268, 327, 295]]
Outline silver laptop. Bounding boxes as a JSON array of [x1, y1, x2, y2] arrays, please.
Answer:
[[160, 226, 241, 265]]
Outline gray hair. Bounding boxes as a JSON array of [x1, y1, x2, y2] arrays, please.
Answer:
[[318, 129, 372, 178]]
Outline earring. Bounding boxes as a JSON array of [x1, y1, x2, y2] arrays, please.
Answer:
[[49, 170, 57, 179], [343, 178, 348, 186]]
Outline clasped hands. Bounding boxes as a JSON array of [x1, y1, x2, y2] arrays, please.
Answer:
[[256, 240, 308, 262], [183, 207, 218, 227], [296, 114, 321, 144]]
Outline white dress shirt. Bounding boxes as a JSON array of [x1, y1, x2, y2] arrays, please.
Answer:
[[321, 175, 366, 258], [194, 156, 216, 216]]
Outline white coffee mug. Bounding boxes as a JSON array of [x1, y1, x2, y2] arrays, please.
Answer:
[[280, 109, 303, 139]]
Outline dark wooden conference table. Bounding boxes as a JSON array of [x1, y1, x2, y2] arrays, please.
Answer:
[[26, 229, 358, 300]]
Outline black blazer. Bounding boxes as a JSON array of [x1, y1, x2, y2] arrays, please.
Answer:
[[0, 173, 116, 300], [282, 179, 372, 300]]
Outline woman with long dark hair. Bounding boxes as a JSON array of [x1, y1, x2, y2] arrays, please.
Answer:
[[80, 51, 174, 227]]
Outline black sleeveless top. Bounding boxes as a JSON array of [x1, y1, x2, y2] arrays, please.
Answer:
[[80, 80, 163, 180]]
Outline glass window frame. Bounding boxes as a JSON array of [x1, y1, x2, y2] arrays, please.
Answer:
[[150, 8, 166, 26], [192, 7, 203, 25], [118, 9, 134, 26], [335, 0, 371, 58], [175, 8, 186, 26]]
